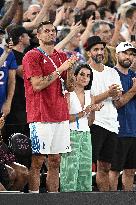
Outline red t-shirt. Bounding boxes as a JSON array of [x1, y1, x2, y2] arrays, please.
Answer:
[[22, 48, 69, 123]]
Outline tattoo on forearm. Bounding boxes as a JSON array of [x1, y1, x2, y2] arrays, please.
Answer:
[[47, 74, 54, 82], [42, 73, 54, 83]]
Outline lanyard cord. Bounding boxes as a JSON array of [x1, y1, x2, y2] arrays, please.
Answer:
[[37, 47, 64, 82]]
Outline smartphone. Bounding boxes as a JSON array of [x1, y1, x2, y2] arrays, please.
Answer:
[[5, 35, 12, 44], [75, 14, 81, 24], [92, 11, 95, 20], [131, 35, 136, 42]]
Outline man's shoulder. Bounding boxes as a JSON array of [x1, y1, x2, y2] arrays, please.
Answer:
[[104, 65, 113, 71], [23, 48, 43, 63], [104, 65, 120, 75], [128, 69, 136, 77]]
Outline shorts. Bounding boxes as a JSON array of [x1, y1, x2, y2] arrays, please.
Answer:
[[111, 137, 136, 171], [90, 124, 117, 163], [29, 121, 71, 154]]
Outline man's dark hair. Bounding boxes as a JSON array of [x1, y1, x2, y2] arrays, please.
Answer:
[[37, 21, 57, 33], [74, 64, 93, 90], [125, 7, 136, 19], [81, 10, 95, 27], [98, 7, 111, 20], [85, 1, 98, 10], [8, 25, 28, 46]]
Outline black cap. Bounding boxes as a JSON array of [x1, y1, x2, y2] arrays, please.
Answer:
[[0, 28, 5, 34], [84, 36, 106, 51]]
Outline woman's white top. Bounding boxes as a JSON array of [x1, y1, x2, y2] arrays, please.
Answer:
[[69, 90, 91, 132]]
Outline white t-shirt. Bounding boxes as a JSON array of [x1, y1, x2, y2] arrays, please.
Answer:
[[69, 90, 91, 132], [91, 65, 122, 134]]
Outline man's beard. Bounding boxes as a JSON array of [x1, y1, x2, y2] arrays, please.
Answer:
[[45, 40, 55, 46], [118, 59, 132, 68], [92, 54, 104, 64], [41, 39, 55, 46]]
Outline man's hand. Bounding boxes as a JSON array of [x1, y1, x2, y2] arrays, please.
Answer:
[[70, 22, 82, 37], [84, 103, 104, 114], [131, 78, 136, 92], [60, 55, 79, 72], [108, 84, 122, 98], [53, 6, 66, 26], [75, 0, 86, 10], [4, 38, 13, 53]]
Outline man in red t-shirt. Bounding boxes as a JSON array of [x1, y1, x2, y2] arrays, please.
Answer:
[[23, 21, 77, 193]]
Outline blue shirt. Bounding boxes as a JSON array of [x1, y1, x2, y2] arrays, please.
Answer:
[[114, 67, 136, 137], [0, 47, 17, 110]]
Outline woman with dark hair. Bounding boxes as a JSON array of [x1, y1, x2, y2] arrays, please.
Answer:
[[60, 64, 103, 192]]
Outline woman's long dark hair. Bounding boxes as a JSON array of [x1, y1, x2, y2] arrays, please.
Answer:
[[74, 64, 93, 90]]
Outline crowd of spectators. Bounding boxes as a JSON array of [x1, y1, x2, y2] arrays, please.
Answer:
[[0, 0, 136, 193]]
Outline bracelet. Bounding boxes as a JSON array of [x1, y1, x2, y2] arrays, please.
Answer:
[[83, 110, 88, 117]]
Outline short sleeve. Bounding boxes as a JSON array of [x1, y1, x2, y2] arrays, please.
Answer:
[[7, 51, 18, 70], [22, 50, 43, 79]]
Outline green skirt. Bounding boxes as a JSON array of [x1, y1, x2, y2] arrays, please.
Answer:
[[60, 130, 92, 192]]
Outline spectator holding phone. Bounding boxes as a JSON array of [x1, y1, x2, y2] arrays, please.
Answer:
[[0, 31, 17, 117]]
